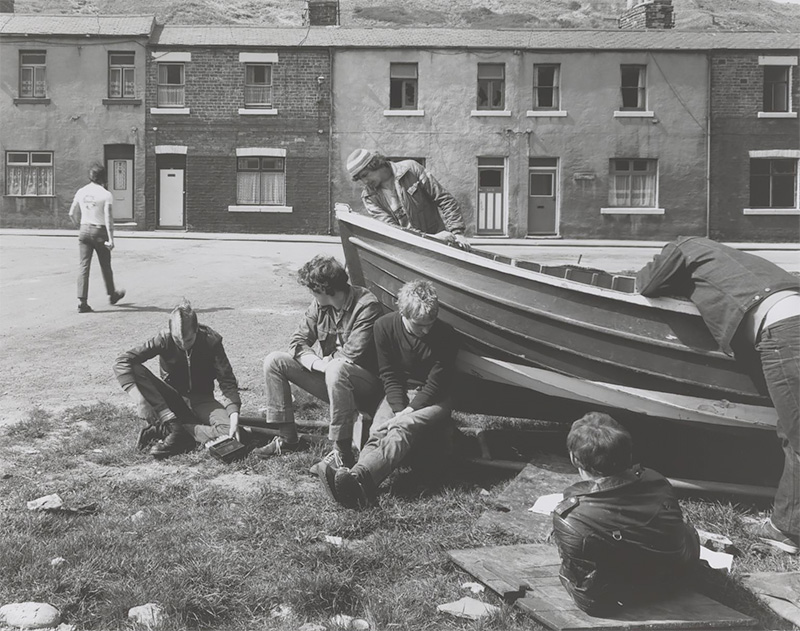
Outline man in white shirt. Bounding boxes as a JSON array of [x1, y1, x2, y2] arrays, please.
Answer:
[[68, 165, 125, 313]]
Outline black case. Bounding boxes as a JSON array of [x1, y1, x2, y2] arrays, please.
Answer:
[[208, 437, 248, 463]]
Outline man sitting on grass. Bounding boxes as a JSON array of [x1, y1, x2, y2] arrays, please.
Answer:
[[552, 412, 700, 616], [257, 255, 384, 470], [318, 279, 459, 510], [113, 300, 242, 458]]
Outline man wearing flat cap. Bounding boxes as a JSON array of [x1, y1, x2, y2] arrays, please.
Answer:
[[346, 149, 470, 250]]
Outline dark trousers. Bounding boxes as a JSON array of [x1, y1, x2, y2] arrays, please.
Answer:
[[78, 225, 116, 301], [757, 316, 800, 536]]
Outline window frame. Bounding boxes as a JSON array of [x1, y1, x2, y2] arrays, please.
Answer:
[[607, 158, 659, 209], [244, 63, 273, 108], [235, 155, 286, 206], [5, 150, 54, 197], [19, 50, 47, 99], [108, 51, 136, 99], [749, 158, 798, 210], [389, 62, 418, 110], [763, 65, 791, 114], [157, 62, 185, 107], [477, 63, 505, 111], [532, 63, 560, 111], [620, 64, 647, 111]]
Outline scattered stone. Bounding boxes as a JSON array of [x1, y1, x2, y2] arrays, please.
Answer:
[[128, 603, 163, 627], [461, 581, 485, 594], [479, 488, 490, 496], [437, 596, 499, 621], [269, 604, 291, 619], [26, 494, 63, 511], [50, 557, 66, 568], [351, 618, 370, 630], [324, 535, 344, 546], [129, 510, 146, 523], [55, 624, 76, 631], [298, 624, 326, 631], [0, 602, 61, 629], [330, 613, 354, 629]]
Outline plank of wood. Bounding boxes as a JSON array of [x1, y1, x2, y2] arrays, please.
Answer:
[[448, 544, 757, 631]]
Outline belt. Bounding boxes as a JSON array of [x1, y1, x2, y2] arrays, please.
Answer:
[[82, 223, 106, 228]]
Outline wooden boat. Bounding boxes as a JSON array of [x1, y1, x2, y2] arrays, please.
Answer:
[[337, 209, 778, 432]]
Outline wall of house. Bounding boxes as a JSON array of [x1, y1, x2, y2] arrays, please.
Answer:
[[332, 48, 708, 239], [0, 37, 147, 228], [144, 47, 332, 234], [709, 51, 800, 242]]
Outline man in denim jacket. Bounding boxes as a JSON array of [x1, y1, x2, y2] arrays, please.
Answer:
[[257, 255, 384, 470], [637, 236, 800, 554]]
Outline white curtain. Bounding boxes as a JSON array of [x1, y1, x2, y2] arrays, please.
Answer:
[[237, 172, 260, 204], [260, 172, 285, 205]]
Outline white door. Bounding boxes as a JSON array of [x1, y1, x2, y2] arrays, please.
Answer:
[[108, 159, 133, 221], [158, 169, 184, 227]]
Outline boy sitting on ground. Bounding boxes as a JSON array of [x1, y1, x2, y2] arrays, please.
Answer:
[[552, 412, 700, 616]]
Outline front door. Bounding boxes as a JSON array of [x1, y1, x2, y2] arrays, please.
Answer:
[[104, 144, 134, 221], [158, 168, 184, 228], [528, 158, 558, 235], [477, 157, 505, 235]]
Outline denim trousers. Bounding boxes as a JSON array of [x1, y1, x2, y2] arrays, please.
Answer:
[[126, 364, 230, 445], [77, 225, 117, 301], [355, 389, 452, 487], [756, 316, 800, 536], [262, 351, 382, 441]]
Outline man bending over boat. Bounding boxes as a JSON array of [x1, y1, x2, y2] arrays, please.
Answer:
[[552, 412, 700, 616], [345, 149, 470, 250], [318, 280, 459, 509], [637, 236, 800, 555], [257, 255, 384, 470]]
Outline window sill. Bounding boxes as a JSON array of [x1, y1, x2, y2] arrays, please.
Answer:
[[4, 194, 57, 198], [613, 110, 655, 118], [228, 205, 292, 213], [743, 207, 800, 215], [238, 108, 278, 115], [526, 110, 567, 117], [103, 98, 142, 106], [150, 107, 190, 115], [601, 207, 664, 215], [14, 98, 50, 105], [383, 109, 425, 117], [470, 110, 512, 117], [757, 111, 797, 119]]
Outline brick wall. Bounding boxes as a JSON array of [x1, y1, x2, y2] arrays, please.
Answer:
[[618, 1, 674, 29]]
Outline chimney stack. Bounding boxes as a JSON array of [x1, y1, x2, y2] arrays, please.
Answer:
[[307, 0, 339, 26], [0, 0, 15, 13], [618, 0, 674, 29]]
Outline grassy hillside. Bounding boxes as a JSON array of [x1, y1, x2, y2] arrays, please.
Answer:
[[14, 0, 800, 31]]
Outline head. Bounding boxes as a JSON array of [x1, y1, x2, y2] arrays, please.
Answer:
[[169, 299, 199, 351], [346, 149, 391, 188], [566, 412, 632, 479], [397, 280, 439, 337], [297, 255, 350, 307], [89, 165, 107, 185]]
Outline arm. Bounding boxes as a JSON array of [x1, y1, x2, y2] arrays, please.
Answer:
[[407, 323, 458, 410], [418, 168, 466, 235], [332, 298, 382, 365], [211, 337, 242, 437], [375, 320, 409, 413], [289, 301, 323, 371], [635, 242, 686, 297], [103, 194, 115, 250], [68, 194, 81, 227], [113, 332, 169, 391]]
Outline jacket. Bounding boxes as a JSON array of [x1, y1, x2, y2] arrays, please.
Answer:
[[362, 160, 466, 236], [636, 236, 799, 355], [289, 285, 382, 373], [114, 325, 241, 415], [552, 465, 700, 616]]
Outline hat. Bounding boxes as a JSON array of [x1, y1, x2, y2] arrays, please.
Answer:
[[346, 148, 375, 179]]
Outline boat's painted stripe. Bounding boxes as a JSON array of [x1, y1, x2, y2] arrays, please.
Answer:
[[338, 211, 700, 316], [457, 352, 777, 430]]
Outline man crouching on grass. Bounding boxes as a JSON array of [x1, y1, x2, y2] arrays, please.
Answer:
[[113, 300, 242, 458], [318, 280, 459, 509]]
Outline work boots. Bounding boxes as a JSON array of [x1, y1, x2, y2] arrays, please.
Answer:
[[149, 421, 196, 458]]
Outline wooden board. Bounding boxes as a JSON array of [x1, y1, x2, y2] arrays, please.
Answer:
[[741, 572, 800, 628], [448, 544, 757, 631], [476, 456, 580, 542]]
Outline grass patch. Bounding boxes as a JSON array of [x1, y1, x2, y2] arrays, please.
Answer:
[[352, 5, 448, 26]]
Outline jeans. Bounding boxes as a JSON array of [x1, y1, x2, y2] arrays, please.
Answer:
[[756, 316, 800, 536], [78, 225, 117, 301], [262, 351, 382, 442], [354, 389, 452, 486], [126, 364, 230, 445]]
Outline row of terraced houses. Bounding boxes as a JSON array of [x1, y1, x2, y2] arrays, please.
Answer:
[[1, 1, 798, 241]]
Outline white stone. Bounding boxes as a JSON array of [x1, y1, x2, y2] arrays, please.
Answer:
[[50, 557, 66, 568], [298, 624, 326, 631], [330, 613, 353, 629], [55, 624, 76, 631], [26, 494, 63, 511], [127, 603, 163, 627], [129, 510, 146, 523], [351, 618, 370, 630], [0, 602, 61, 629]]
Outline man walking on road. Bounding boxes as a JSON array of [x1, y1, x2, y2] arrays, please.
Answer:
[[69, 164, 125, 313]]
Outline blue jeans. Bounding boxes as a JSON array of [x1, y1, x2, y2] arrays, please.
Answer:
[[77, 225, 117, 301], [757, 316, 800, 536]]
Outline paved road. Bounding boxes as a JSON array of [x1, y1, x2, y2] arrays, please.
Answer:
[[0, 233, 797, 427]]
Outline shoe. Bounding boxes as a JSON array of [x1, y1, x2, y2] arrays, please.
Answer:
[[334, 467, 371, 510], [309, 448, 356, 476], [746, 518, 799, 554], [78, 303, 93, 313], [316, 461, 341, 504], [110, 290, 126, 305], [136, 423, 166, 451], [253, 436, 306, 459], [149, 421, 196, 459]]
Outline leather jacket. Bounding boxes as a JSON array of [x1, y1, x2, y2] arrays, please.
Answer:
[[552, 465, 700, 616], [361, 160, 466, 236], [636, 236, 799, 355]]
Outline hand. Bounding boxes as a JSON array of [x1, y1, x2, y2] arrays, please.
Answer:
[[432, 230, 456, 244], [228, 412, 240, 441], [453, 233, 471, 251], [104, 241, 115, 251]]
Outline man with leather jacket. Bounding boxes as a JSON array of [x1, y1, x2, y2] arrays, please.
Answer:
[[552, 412, 700, 616]]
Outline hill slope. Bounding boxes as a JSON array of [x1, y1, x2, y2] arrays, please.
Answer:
[[14, 0, 800, 31]]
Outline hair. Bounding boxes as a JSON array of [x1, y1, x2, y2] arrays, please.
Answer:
[[297, 255, 350, 296], [566, 412, 632, 476], [89, 165, 107, 184], [169, 298, 198, 335], [353, 153, 390, 181], [397, 280, 439, 321]]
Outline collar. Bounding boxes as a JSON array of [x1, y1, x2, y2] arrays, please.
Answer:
[[566, 464, 645, 498], [318, 286, 355, 316]]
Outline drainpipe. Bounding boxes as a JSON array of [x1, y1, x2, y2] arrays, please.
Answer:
[[327, 46, 334, 235], [705, 52, 711, 238]]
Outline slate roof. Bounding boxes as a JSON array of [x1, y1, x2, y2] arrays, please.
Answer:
[[0, 14, 155, 36], [152, 25, 799, 50]]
